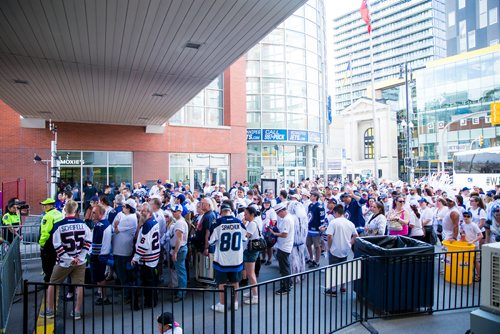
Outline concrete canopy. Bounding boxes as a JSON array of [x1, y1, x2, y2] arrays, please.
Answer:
[[0, 0, 306, 126]]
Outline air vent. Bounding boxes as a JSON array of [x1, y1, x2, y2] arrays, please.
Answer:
[[185, 42, 202, 50], [13, 79, 29, 85], [152, 93, 166, 97]]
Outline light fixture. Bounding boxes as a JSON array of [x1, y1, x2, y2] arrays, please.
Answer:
[[138, 117, 149, 121], [33, 154, 42, 162], [185, 42, 202, 50], [13, 79, 29, 85], [152, 93, 166, 97]]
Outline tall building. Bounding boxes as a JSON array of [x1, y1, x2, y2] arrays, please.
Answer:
[[446, 0, 499, 56], [333, 0, 447, 113], [245, 0, 328, 186]]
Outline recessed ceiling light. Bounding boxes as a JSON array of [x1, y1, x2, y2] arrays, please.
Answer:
[[152, 93, 166, 97], [13, 79, 29, 85], [185, 42, 202, 50], [138, 117, 149, 121]]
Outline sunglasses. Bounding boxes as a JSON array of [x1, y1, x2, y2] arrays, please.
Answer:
[[463, 215, 472, 218], [397, 200, 405, 203]]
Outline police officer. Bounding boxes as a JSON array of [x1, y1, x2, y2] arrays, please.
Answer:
[[39, 198, 64, 282], [2, 200, 21, 243]]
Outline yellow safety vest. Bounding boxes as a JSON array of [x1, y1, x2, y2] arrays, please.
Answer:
[[39, 208, 64, 247]]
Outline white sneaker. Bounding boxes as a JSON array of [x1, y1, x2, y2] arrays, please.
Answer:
[[243, 296, 259, 305], [234, 301, 238, 310], [211, 302, 225, 313], [243, 292, 251, 298]]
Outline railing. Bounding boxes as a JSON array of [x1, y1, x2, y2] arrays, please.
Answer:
[[23, 249, 481, 334], [1, 215, 43, 263], [0, 236, 23, 333]]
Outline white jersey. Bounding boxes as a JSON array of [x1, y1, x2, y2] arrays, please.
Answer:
[[209, 215, 246, 272], [133, 217, 161, 268], [52, 217, 92, 268]]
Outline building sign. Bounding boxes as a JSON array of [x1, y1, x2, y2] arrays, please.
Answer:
[[288, 130, 308, 142], [308, 131, 321, 143], [262, 129, 287, 141], [59, 159, 84, 165], [247, 129, 261, 141]]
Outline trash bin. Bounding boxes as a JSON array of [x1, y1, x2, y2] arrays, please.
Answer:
[[354, 236, 435, 313], [442, 240, 475, 285]]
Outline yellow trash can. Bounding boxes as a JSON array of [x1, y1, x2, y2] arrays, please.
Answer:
[[442, 240, 476, 285]]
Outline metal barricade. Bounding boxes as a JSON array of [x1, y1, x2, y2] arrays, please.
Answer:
[[1, 215, 42, 263], [0, 236, 23, 333]]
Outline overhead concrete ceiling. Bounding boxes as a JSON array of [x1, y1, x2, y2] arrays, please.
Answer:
[[0, 0, 306, 126]]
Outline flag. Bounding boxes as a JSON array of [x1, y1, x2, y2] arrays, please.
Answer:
[[327, 96, 332, 125], [360, 0, 372, 34], [341, 60, 351, 87]]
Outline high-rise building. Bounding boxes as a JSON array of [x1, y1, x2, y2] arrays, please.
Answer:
[[245, 0, 328, 185], [446, 0, 499, 56], [333, 0, 447, 113]]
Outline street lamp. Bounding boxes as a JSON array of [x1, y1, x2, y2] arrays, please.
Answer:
[[33, 154, 50, 197], [399, 61, 414, 185]]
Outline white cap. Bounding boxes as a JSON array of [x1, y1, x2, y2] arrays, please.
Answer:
[[274, 202, 287, 213], [124, 198, 137, 210], [290, 194, 301, 200]]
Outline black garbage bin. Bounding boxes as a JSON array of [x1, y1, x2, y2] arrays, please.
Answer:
[[353, 236, 434, 314]]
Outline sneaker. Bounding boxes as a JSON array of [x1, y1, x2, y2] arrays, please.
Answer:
[[70, 310, 82, 320], [243, 296, 259, 305], [95, 297, 112, 306], [275, 288, 289, 295], [324, 289, 337, 297], [40, 309, 55, 318], [243, 291, 251, 298], [308, 261, 320, 268], [306, 259, 313, 265], [211, 302, 225, 313], [265, 260, 272, 265]]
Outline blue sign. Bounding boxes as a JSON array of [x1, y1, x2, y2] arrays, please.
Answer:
[[309, 131, 321, 143], [288, 130, 308, 142], [247, 129, 261, 141], [327, 95, 332, 125], [262, 129, 287, 141]]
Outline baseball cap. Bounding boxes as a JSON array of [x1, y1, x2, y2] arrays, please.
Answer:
[[327, 197, 338, 204], [124, 198, 137, 212], [175, 193, 186, 203], [301, 190, 310, 197], [90, 195, 99, 202], [263, 198, 272, 203], [462, 187, 470, 191], [157, 179, 162, 184], [290, 194, 301, 200], [418, 198, 428, 203], [274, 202, 287, 213], [40, 198, 55, 205], [220, 203, 232, 212], [172, 204, 183, 212], [462, 211, 472, 217]]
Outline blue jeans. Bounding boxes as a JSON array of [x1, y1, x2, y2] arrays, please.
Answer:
[[175, 245, 188, 298]]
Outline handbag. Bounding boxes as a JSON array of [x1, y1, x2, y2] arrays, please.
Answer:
[[389, 211, 404, 231], [248, 226, 267, 252]]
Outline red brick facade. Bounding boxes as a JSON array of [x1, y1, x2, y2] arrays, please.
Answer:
[[0, 58, 247, 212]]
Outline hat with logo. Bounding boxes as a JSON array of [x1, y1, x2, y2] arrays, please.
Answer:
[[124, 198, 137, 212], [274, 202, 287, 213], [172, 204, 183, 212], [40, 198, 56, 205], [263, 197, 272, 203], [418, 198, 428, 204]]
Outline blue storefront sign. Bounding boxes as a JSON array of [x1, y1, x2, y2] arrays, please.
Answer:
[[262, 129, 287, 141], [308, 131, 321, 143], [247, 129, 261, 141], [288, 130, 308, 142]]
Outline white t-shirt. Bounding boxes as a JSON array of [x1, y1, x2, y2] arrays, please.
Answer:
[[409, 210, 424, 237], [419, 207, 433, 227], [276, 213, 295, 253], [261, 208, 277, 226], [470, 207, 487, 232], [245, 220, 259, 241], [326, 217, 357, 258], [169, 217, 188, 248], [460, 222, 481, 246], [163, 326, 183, 334]]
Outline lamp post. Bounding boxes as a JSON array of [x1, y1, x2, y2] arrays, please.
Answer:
[[400, 61, 414, 185]]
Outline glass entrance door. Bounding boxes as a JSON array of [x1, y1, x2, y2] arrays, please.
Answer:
[[217, 169, 228, 188]]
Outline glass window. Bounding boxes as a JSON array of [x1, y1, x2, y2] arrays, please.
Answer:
[[468, 30, 476, 49], [307, 82, 319, 100], [262, 28, 284, 44], [170, 167, 190, 184], [261, 61, 285, 77], [286, 15, 304, 32], [109, 167, 132, 186], [246, 61, 260, 77], [458, 20, 467, 53], [458, 0, 465, 9], [247, 144, 262, 168], [247, 112, 261, 128], [82, 167, 107, 190], [206, 89, 222, 108], [288, 113, 307, 129], [309, 116, 320, 132], [247, 95, 260, 111], [209, 154, 229, 167], [479, 0, 487, 28], [364, 128, 374, 159], [305, 20, 318, 39], [261, 113, 286, 128], [58, 151, 82, 163], [307, 52, 318, 69], [286, 46, 306, 64], [170, 153, 189, 166], [305, 4, 316, 22], [287, 97, 307, 113], [247, 78, 260, 94], [206, 108, 222, 126], [307, 67, 319, 84], [247, 45, 260, 60], [262, 95, 285, 111], [308, 99, 320, 116], [490, 7, 498, 26], [83, 152, 107, 165], [284, 146, 296, 167], [287, 63, 306, 80], [262, 78, 285, 95], [286, 30, 305, 48], [261, 44, 284, 61], [448, 11, 455, 27], [287, 79, 307, 97], [109, 152, 132, 165]]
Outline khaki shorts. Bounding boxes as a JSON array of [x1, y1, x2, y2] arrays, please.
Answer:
[[50, 263, 86, 285], [306, 235, 321, 248]]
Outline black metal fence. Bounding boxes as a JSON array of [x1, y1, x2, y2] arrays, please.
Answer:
[[23, 249, 481, 334]]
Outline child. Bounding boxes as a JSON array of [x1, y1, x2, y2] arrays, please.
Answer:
[[157, 312, 182, 334], [460, 211, 482, 281]]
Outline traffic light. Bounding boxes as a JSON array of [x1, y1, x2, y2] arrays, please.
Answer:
[[479, 134, 483, 147]]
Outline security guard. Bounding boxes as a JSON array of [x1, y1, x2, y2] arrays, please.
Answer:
[[2, 201, 21, 243], [39, 198, 64, 282]]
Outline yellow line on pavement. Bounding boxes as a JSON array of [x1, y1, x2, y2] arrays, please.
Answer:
[[35, 295, 54, 334]]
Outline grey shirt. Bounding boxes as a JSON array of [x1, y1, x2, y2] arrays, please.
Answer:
[[112, 212, 138, 256]]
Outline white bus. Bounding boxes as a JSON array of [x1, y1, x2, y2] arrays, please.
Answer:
[[453, 146, 500, 190]]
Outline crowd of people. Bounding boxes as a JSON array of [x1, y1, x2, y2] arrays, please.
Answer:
[[3, 176, 500, 322]]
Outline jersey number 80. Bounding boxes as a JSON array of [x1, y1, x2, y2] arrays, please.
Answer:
[[219, 232, 241, 251]]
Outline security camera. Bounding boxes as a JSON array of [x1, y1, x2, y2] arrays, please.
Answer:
[[34, 154, 42, 163]]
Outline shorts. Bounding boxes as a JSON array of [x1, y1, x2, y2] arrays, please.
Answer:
[[214, 269, 242, 284], [50, 263, 86, 285], [90, 256, 107, 283], [306, 235, 321, 248], [243, 249, 259, 263]]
